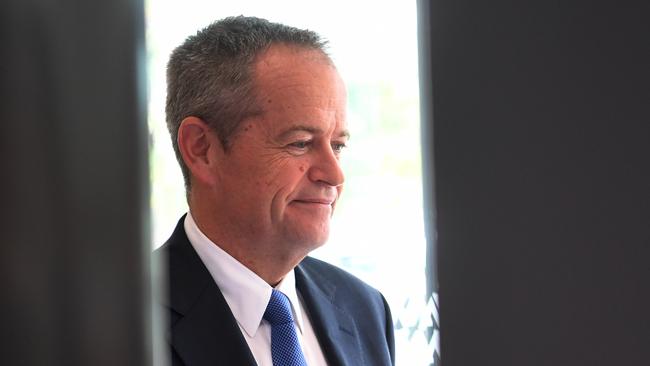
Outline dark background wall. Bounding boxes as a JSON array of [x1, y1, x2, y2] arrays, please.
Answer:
[[419, 0, 649, 365], [0, 0, 150, 364]]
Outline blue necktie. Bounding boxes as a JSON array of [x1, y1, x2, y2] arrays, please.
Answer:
[[263, 289, 308, 366]]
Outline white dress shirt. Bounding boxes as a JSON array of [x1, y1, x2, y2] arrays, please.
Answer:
[[184, 212, 328, 366]]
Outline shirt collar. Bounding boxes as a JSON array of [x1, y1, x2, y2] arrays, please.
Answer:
[[183, 212, 304, 337], [275, 267, 305, 334]]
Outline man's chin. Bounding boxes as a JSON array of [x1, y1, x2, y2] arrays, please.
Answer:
[[282, 226, 330, 254]]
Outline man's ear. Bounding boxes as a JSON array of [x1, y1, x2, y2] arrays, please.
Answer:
[[177, 116, 223, 186]]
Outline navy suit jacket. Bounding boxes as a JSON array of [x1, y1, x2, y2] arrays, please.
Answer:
[[154, 217, 395, 366]]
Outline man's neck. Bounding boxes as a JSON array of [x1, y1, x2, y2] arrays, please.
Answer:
[[189, 208, 306, 286]]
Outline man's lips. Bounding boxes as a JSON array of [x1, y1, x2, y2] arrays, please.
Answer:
[[291, 198, 335, 205]]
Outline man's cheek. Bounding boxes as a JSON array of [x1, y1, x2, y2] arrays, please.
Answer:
[[261, 159, 293, 186]]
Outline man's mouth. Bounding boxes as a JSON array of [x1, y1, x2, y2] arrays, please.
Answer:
[[292, 198, 334, 205]]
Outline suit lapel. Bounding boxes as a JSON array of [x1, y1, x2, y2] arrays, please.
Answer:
[[163, 218, 257, 366], [295, 261, 365, 366]]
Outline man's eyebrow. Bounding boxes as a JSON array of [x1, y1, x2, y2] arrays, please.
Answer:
[[277, 125, 350, 140], [339, 130, 351, 139]]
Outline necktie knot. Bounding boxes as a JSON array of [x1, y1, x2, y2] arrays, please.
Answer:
[[264, 289, 294, 325]]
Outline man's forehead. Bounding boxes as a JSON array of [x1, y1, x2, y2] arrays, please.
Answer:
[[248, 43, 348, 142], [253, 46, 339, 89], [251, 43, 344, 91], [276, 124, 350, 140]]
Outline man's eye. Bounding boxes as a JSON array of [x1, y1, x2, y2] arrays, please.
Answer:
[[289, 140, 310, 149], [332, 142, 347, 152]]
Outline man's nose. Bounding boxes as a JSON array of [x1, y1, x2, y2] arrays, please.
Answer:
[[308, 145, 345, 187]]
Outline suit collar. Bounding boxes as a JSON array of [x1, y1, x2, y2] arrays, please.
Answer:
[[162, 216, 257, 366], [183, 212, 306, 338], [296, 259, 365, 366]]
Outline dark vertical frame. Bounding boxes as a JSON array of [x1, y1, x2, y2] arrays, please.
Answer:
[[0, 0, 150, 364], [418, 2, 442, 364], [417, 2, 441, 364], [418, 0, 438, 302], [418, 0, 650, 365]]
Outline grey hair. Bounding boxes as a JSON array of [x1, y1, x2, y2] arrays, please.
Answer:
[[165, 16, 329, 192]]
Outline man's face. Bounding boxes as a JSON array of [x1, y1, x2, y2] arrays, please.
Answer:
[[209, 45, 348, 257]]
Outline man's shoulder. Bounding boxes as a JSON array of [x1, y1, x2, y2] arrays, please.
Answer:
[[152, 215, 189, 259], [299, 256, 363, 282], [297, 255, 395, 364], [298, 256, 383, 301]]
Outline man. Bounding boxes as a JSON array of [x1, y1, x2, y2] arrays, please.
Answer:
[[155, 16, 395, 366]]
